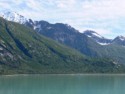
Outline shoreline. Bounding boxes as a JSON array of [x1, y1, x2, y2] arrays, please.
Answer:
[[1, 73, 125, 76]]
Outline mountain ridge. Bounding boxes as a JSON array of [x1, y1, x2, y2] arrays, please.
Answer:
[[1, 11, 125, 65], [0, 11, 124, 42], [1, 17, 124, 74]]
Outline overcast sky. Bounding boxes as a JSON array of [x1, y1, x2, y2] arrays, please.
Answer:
[[0, 0, 125, 38]]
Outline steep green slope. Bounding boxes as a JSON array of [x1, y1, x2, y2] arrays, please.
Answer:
[[0, 17, 125, 74], [30, 21, 125, 64], [80, 38, 125, 64]]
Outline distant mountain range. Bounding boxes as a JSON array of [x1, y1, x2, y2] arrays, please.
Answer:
[[0, 11, 125, 74], [1, 11, 125, 46]]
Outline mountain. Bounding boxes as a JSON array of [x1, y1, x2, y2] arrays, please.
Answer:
[[0, 11, 29, 24], [1, 11, 125, 66], [33, 21, 80, 43], [1, 17, 124, 74], [83, 30, 125, 46], [24, 20, 125, 64], [112, 36, 125, 46], [83, 30, 112, 45], [26, 20, 102, 56], [0, 11, 123, 45]]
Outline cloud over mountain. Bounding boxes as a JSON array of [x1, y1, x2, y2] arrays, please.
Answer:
[[0, 0, 125, 38]]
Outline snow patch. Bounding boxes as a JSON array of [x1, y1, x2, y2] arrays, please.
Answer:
[[92, 32, 103, 38], [34, 25, 41, 30], [118, 36, 125, 41], [87, 35, 92, 37], [0, 11, 28, 24], [97, 42, 110, 45]]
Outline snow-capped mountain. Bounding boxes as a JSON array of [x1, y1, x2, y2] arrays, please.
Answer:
[[0, 11, 29, 24], [112, 36, 125, 46], [115, 36, 125, 41], [83, 30, 103, 38], [1, 11, 125, 47], [83, 30, 112, 45]]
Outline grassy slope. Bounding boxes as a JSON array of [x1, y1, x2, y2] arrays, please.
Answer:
[[84, 38, 125, 64], [0, 17, 125, 74]]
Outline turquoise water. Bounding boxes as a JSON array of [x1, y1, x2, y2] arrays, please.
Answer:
[[0, 74, 125, 94]]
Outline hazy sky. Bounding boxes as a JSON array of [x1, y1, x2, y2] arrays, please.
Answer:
[[0, 0, 125, 38]]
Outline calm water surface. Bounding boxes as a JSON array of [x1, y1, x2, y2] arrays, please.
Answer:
[[0, 74, 125, 94]]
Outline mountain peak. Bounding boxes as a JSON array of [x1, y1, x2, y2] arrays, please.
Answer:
[[83, 30, 103, 38], [84, 30, 96, 33], [112, 35, 125, 46], [83, 30, 112, 45], [0, 11, 28, 24], [116, 36, 125, 41]]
